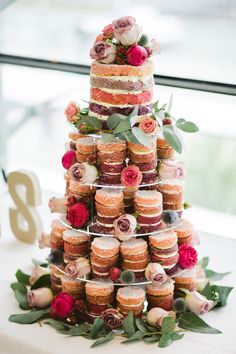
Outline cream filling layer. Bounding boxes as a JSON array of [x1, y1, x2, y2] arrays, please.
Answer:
[[89, 98, 152, 108]]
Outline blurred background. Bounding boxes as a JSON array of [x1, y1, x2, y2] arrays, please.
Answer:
[[0, 0, 236, 237]]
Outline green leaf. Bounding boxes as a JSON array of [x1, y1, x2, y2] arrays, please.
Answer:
[[201, 282, 212, 299], [30, 274, 51, 290], [135, 318, 148, 333], [67, 323, 91, 336], [198, 256, 209, 269], [178, 312, 221, 334], [11, 282, 27, 294], [205, 269, 231, 281], [159, 333, 171, 348], [14, 289, 30, 310], [176, 118, 186, 125], [123, 131, 140, 144], [80, 115, 102, 129], [80, 108, 89, 115], [162, 125, 182, 153], [107, 113, 126, 129], [113, 119, 131, 134], [171, 332, 184, 341], [129, 106, 139, 127], [121, 330, 144, 343], [176, 121, 199, 133], [91, 331, 114, 348], [132, 127, 152, 148], [89, 317, 105, 339], [161, 317, 175, 334], [45, 318, 71, 331], [212, 285, 233, 307], [101, 133, 114, 142], [122, 311, 136, 337], [15, 269, 30, 285], [9, 308, 50, 324], [143, 335, 160, 343]]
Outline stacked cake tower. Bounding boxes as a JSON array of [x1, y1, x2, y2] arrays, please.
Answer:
[[46, 16, 199, 324]]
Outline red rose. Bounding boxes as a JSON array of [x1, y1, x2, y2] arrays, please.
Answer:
[[51, 292, 74, 319], [178, 244, 198, 269], [121, 165, 142, 187], [139, 117, 158, 134], [126, 45, 148, 66], [61, 150, 77, 170], [67, 202, 88, 228]]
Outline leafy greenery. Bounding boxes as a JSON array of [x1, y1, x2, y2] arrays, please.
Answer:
[[202, 283, 233, 307], [31, 274, 51, 290], [15, 269, 30, 285], [91, 331, 114, 347], [9, 308, 50, 324], [162, 125, 183, 153], [178, 312, 221, 334], [89, 317, 105, 339], [122, 311, 136, 337]]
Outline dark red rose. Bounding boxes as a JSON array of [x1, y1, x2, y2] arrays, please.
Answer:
[[61, 150, 77, 170], [121, 165, 142, 187], [101, 309, 123, 329], [67, 202, 88, 228], [51, 292, 74, 319], [178, 244, 198, 269]]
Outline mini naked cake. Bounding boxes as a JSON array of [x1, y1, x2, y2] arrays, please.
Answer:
[[174, 268, 197, 292], [146, 279, 175, 311], [174, 219, 194, 245], [116, 286, 145, 317]]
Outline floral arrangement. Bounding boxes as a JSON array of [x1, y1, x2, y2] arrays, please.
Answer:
[[89, 16, 160, 66], [9, 257, 232, 348]]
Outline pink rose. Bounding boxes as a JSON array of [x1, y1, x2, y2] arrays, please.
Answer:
[[147, 307, 176, 327], [139, 116, 158, 134], [149, 39, 161, 56], [113, 214, 137, 241], [65, 257, 91, 278], [90, 41, 116, 64], [178, 244, 198, 269], [112, 16, 142, 46], [121, 165, 142, 187], [29, 265, 49, 285], [185, 291, 214, 315], [65, 101, 79, 123], [48, 196, 68, 214], [126, 45, 148, 66], [145, 263, 168, 285], [102, 24, 114, 39], [68, 162, 98, 184], [28, 288, 53, 308], [158, 160, 185, 180]]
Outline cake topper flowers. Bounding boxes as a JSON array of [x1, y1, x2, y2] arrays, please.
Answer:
[[90, 16, 160, 66]]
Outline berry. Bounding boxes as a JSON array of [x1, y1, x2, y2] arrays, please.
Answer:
[[120, 270, 135, 284], [173, 298, 187, 313], [162, 118, 172, 125], [163, 211, 179, 225], [109, 267, 121, 282], [48, 249, 64, 265]]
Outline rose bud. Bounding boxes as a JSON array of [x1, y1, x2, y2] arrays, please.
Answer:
[[68, 162, 98, 184], [51, 292, 75, 319], [145, 263, 168, 285], [126, 45, 148, 66], [65, 257, 91, 278], [158, 160, 185, 181], [121, 165, 142, 187], [38, 232, 50, 249], [147, 307, 176, 328], [65, 101, 79, 123], [101, 309, 123, 330], [185, 291, 214, 315], [62, 150, 77, 170], [48, 196, 68, 214], [90, 41, 117, 64], [178, 244, 198, 269], [29, 265, 50, 286], [139, 117, 158, 135], [28, 288, 53, 308], [113, 214, 137, 241], [112, 16, 142, 46]]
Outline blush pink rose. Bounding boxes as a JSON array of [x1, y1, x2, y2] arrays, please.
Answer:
[[178, 244, 198, 269], [121, 165, 142, 187], [28, 288, 53, 308], [158, 160, 185, 180], [185, 291, 214, 315], [112, 16, 142, 46], [102, 23, 114, 39], [90, 41, 116, 64], [126, 45, 148, 66], [65, 101, 79, 122], [139, 116, 158, 134], [113, 214, 137, 241]]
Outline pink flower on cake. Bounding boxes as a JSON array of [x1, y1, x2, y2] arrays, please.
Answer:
[[102, 23, 114, 39], [139, 116, 158, 134], [158, 160, 185, 180], [67, 202, 88, 228], [126, 45, 148, 66], [145, 263, 168, 285], [101, 309, 123, 329], [61, 150, 77, 170], [148, 39, 161, 56], [68, 162, 98, 184], [178, 244, 198, 269], [28, 288, 53, 308], [29, 265, 49, 286], [65, 258, 91, 278], [112, 16, 142, 46], [65, 101, 79, 123], [121, 165, 142, 187], [48, 196, 68, 214], [185, 291, 214, 315], [90, 41, 117, 64], [51, 292, 74, 319], [147, 307, 176, 327], [113, 214, 137, 241]]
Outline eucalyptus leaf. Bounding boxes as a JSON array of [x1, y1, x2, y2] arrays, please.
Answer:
[[135, 318, 148, 333], [162, 125, 182, 153], [129, 106, 139, 127], [80, 108, 89, 115], [91, 331, 114, 348], [159, 333, 171, 348], [176, 121, 199, 133], [101, 133, 114, 142], [80, 115, 102, 129], [122, 311, 136, 337], [178, 312, 221, 334], [124, 131, 140, 144], [107, 113, 126, 129], [211, 285, 233, 307], [205, 269, 231, 281], [11, 282, 27, 294], [171, 332, 184, 341], [198, 256, 209, 269], [31, 274, 51, 290], [132, 127, 152, 148], [201, 282, 212, 299], [67, 323, 90, 336], [176, 118, 186, 125], [161, 317, 175, 334], [143, 335, 160, 343], [9, 308, 50, 324], [15, 269, 30, 285], [45, 318, 71, 331], [121, 330, 144, 343], [90, 318, 105, 339], [15, 289, 30, 310], [113, 119, 131, 134]]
